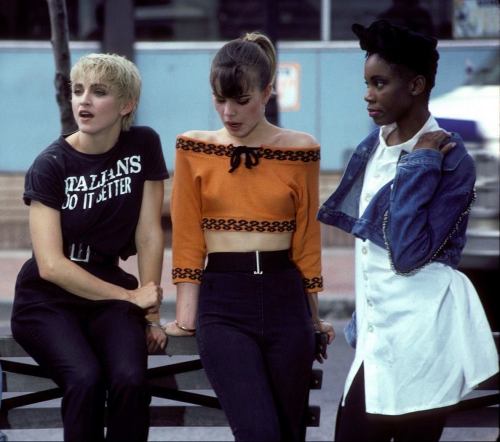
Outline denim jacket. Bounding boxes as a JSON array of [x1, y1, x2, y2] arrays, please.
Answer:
[[318, 129, 476, 348], [318, 129, 476, 275]]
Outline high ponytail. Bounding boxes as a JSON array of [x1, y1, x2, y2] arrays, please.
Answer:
[[210, 31, 277, 98], [243, 32, 277, 85]]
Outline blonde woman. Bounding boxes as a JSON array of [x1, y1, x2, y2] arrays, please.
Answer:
[[11, 53, 168, 442]]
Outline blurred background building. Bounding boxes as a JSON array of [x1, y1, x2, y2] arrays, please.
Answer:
[[1, 0, 498, 168], [0, 1, 498, 299], [4, 0, 497, 42]]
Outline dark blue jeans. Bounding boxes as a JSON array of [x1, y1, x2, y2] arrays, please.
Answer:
[[11, 298, 150, 442], [197, 267, 315, 442]]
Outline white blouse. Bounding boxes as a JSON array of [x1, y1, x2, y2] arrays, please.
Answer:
[[343, 116, 499, 415]]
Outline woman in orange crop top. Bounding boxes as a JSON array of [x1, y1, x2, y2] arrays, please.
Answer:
[[165, 32, 334, 441]]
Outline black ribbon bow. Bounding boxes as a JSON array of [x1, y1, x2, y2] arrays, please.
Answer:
[[228, 145, 261, 173]]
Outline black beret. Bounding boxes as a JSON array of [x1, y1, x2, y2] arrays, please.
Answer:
[[352, 19, 439, 82]]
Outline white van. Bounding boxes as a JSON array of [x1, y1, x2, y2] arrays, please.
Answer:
[[430, 59, 499, 271]]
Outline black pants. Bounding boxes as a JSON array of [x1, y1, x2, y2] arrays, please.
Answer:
[[197, 259, 315, 442], [11, 298, 150, 442], [335, 365, 449, 442]]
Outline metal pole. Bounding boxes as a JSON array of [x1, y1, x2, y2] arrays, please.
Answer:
[[321, 0, 331, 41], [103, 0, 135, 61]]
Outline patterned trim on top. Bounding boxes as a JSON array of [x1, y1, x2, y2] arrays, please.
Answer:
[[202, 218, 296, 232], [172, 267, 203, 282], [304, 276, 323, 291], [176, 137, 320, 162]]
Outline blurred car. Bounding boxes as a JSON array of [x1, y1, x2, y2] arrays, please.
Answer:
[[429, 59, 500, 272], [430, 58, 499, 330]]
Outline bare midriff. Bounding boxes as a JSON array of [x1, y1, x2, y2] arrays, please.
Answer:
[[204, 231, 292, 253]]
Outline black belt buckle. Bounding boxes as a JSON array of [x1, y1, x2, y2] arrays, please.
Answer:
[[69, 243, 90, 263]]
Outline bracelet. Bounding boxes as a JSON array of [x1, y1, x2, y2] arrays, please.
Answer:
[[174, 320, 196, 334], [147, 321, 162, 328]]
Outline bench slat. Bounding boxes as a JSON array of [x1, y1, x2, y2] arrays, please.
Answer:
[[3, 367, 323, 393], [1, 388, 62, 411], [0, 335, 200, 357], [0, 405, 321, 428]]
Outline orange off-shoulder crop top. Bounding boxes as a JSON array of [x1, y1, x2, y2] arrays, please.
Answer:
[[170, 135, 323, 293]]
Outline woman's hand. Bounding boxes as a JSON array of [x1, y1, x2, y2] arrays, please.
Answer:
[[414, 130, 456, 154], [315, 319, 335, 344], [308, 293, 335, 362], [313, 319, 335, 364], [146, 323, 168, 353], [128, 281, 163, 310]]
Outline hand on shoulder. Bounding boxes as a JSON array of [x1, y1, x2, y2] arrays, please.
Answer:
[[414, 130, 455, 154]]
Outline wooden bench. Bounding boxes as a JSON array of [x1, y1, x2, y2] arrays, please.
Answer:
[[0, 335, 322, 431]]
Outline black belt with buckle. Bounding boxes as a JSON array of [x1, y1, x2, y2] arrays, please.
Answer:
[[205, 250, 294, 274], [65, 242, 119, 266]]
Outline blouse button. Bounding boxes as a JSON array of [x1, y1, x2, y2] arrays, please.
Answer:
[[361, 246, 368, 255], [368, 325, 374, 332]]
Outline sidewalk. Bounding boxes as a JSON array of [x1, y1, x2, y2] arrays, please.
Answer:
[[0, 247, 355, 319]]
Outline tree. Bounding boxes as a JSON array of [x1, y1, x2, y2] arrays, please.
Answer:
[[46, 0, 76, 134]]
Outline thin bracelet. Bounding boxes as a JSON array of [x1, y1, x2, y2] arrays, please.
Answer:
[[174, 320, 196, 333]]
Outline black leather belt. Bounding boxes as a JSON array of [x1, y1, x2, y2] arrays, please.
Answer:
[[205, 250, 294, 274], [65, 242, 119, 266]]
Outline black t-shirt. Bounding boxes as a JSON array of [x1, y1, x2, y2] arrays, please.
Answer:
[[24, 126, 169, 259]]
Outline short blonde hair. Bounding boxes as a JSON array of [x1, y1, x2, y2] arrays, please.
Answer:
[[70, 53, 141, 131]]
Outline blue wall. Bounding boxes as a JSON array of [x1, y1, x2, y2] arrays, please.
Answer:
[[0, 41, 497, 172]]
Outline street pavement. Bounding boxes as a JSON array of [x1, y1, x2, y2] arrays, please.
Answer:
[[0, 248, 497, 441]]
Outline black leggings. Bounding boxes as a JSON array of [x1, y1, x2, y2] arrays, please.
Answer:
[[12, 298, 150, 442], [335, 365, 449, 442]]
